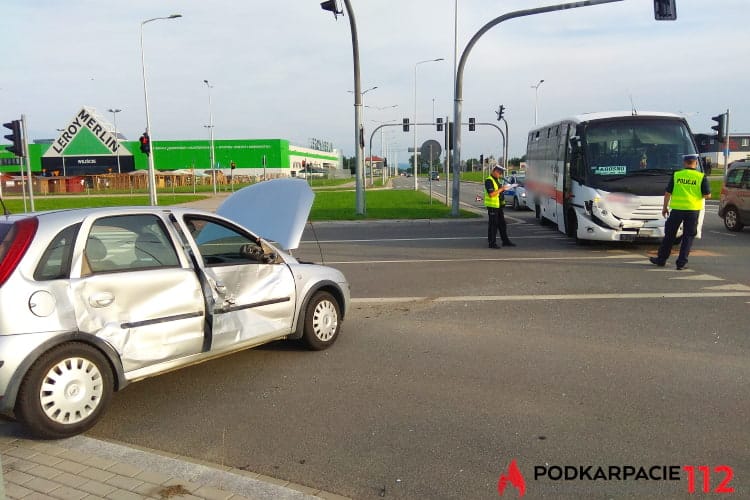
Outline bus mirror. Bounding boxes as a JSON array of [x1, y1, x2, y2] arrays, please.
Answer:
[[570, 136, 581, 151]]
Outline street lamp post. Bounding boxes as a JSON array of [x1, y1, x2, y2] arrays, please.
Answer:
[[350, 86, 377, 188], [140, 13, 182, 206], [413, 58, 443, 190], [108, 108, 122, 174], [203, 79, 217, 195], [531, 79, 544, 126]]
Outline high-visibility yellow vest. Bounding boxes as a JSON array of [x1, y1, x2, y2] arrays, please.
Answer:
[[484, 176, 502, 208], [670, 169, 704, 210]]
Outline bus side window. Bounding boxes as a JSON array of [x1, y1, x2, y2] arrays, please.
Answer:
[[569, 136, 585, 181]]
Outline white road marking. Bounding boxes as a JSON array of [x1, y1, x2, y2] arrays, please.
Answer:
[[352, 291, 750, 304], [301, 235, 564, 244], [669, 274, 724, 281], [704, 284, 750, 291], [326, 254, 639, 265]]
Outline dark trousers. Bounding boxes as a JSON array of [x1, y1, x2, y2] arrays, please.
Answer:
[[656, 209, 699, 267], [487, 207, 510, 245]]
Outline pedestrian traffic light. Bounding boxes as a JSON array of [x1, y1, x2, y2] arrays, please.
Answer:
[[653, 0, 677, 20], [320, 0, 342, 19], [468, 117, 476, 131], [139, 133, 151, 155], [711, 113, 727, 143], [3, 119, 23, 157], [402, 118, 410, 132], [436, 117, 443, 132], [496, 105, 505, 121]]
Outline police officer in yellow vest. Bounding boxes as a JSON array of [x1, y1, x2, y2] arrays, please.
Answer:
[[650, 154, 711, 270], [485, 165, 516, 248]]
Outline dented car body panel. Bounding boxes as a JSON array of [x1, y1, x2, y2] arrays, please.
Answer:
[[0, 184, 349, 428]]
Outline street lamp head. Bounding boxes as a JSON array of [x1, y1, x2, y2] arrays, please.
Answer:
[[168, 14, 182, 19], [434, 58, 445, 62], [108, 108, 121, 113]]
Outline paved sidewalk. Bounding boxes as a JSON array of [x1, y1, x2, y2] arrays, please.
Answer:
[[1, 420, 348, 500]]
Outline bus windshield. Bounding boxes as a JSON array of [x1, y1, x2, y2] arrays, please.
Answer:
[[582, 118, 697, 187]]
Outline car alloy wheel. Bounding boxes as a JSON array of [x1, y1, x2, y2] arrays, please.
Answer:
[[724, 207, 744, 232]]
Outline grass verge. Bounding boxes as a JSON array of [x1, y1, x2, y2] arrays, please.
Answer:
[[310, 189, 478, 220]]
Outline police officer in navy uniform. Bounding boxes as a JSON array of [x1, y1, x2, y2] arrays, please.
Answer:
[[650, 153, 711, 270], [484, 165, 516, 248]]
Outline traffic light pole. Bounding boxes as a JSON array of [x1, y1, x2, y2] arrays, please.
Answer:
[[451, 0, 625, 216], [21, 115, 34, 212], [723, 108, 730, 181]]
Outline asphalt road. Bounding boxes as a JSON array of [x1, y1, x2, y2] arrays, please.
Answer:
[[88, 195, 750, 499]]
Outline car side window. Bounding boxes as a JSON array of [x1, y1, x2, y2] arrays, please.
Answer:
[[726, 168, 744, 188], [34, 223, 81, 280], [84, 214, 180, 275], [183, 216, 265, 266], [742, 168, 750, 188]]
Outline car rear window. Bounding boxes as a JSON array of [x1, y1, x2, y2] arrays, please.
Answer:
[[34, 224, 81, 281]]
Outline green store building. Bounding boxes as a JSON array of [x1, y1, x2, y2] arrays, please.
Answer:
[[1, 106, 343, 182]]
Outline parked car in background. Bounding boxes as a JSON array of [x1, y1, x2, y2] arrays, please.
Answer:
[[718, 160, 750, 231], [0, 179, 350, 439], [502, 176, 530, 210]]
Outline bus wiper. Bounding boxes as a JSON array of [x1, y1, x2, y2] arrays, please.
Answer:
[[628, 169, 671, 176]]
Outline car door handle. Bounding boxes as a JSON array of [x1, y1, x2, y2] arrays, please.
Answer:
[[89, 292, 114, 308], [214, 281, 227, 295]]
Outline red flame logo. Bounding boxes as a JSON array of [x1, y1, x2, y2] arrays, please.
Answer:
[[497, 459, 526, 497]]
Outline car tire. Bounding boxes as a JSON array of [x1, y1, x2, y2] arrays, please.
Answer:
[[723, 206, 744, 232], [302, 291, 341, 351], [15, 343, 113, 439]]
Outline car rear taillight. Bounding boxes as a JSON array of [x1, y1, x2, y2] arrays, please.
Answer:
[[0, 217, 39, 287]]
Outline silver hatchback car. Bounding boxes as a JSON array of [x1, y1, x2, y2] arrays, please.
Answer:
[[0, 179, 349, 438]]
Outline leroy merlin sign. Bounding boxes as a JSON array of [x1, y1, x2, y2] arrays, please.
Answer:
[[44, 106, 131, 158]]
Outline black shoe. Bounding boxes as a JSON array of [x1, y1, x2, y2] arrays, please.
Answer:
[[676, 263, 687, 270], [489, 244, 500, 249], [502, 241, 517, 247], [649, 257, 665, 267]]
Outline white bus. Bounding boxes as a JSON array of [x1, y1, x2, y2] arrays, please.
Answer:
[[525, 111, 704, 242]]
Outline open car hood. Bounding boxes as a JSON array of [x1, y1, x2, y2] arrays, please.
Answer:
[[217, 178, 314, 250]]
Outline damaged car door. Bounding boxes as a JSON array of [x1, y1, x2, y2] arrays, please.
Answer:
[[69, 213, 207, 376], [183, 215, 296, 352]]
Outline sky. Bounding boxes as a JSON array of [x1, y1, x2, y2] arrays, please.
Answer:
[[2, 0, 748, 163]]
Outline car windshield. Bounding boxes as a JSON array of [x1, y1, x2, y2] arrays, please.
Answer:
[[583, 118, 697, 183]]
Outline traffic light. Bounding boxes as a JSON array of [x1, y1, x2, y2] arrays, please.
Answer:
[[480, 154, 484, 167], [3, 119, 23, 157], [468, 117, 476, 132], [436, 117, 443, 131], [320, 0, 342, 19], [711, 113, 727, 143], [653, 0, 677, 20], [139, 133, 151, 155], [448, 121, 454, 149], [496, 105, 505, 121], [230, 161, 236, 170], [402, 118, 410, 132]]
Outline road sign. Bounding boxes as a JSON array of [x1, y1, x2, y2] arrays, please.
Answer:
[[420, 140, 442, 162]]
